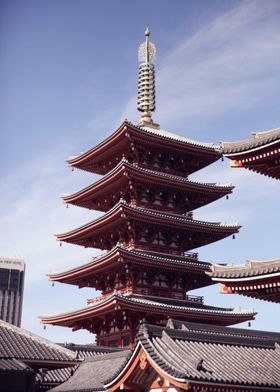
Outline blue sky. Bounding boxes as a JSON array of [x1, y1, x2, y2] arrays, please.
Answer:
[[1, 0, 280, 343]]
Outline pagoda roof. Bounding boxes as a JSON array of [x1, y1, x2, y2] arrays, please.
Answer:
[[56, 200, 240, 251], [105, 320, 280, 392], [210, 259, 280, 303], [67, 121, 221, 174], [48, 246, 212, 287], [40, 292, 255, 328], [63, 159, 233, 211], [221, 127, 280, 179]]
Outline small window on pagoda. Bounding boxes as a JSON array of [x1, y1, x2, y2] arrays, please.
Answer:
[[109, 340, 118, 347], [122, 336, 130, 348]]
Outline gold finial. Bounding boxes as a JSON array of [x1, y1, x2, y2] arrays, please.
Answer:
[[137, 28, 159, 129]]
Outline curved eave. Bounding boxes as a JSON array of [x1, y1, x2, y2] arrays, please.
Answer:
[[222, 136, 280, 179], [48, 246, 211, 285], [104, 341, 187, 390], [221, 128, 280, 155], [63, 159, 234, 211], [56, 201, 240, 246], [210, 259, 280, 279], [213, 272, 280, 284], [67, 121, 221, 174], [40, 293, 255, 327]]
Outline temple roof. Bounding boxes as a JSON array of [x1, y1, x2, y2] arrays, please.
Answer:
[[34, 320, 280, 391], [221, 127, 280, 179], [139, 124, 218, 149], [49, 350, 129, 392], [63, 159, 233, 211], [105, 320, 280, 391], [56, 200, 240, 251], [221, 127, 280, 154], [0, 319, 76, 369], [209, 259, 280, 303], [0, 358, 33, 373], [40, 292, 255, 328], [48, 246, 211, 286], [67, 121, 221, 175], [41, 344, 123, 388], [210, 258, 280, 279]]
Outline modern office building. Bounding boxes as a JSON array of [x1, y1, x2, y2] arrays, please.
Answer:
[[0, 257, 25, 326]]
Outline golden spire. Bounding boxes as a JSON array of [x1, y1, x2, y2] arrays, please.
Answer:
[[137, 28, 160, 129]]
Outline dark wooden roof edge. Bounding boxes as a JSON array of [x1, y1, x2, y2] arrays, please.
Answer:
[[63, 158, 234, 202], [40, 292, 255, 325], [55, 199, 241, 240], [221, 127, 280, 155], [210, 258, 280, 279], [67, 120, 221, 167], [47, 246, 211, 281]]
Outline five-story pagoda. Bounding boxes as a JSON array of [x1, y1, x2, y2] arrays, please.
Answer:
[[41, 29, 255, 348]]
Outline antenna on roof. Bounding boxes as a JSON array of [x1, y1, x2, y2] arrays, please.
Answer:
[[137, 28, 160, 129]]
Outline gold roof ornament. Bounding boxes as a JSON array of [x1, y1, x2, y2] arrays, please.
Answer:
[[137, 28, 160, 129]]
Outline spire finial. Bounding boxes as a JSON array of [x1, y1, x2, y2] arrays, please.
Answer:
[[137, 28, 160, 129]]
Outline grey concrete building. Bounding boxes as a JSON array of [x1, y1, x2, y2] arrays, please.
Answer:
[[0, 257, 25, 326]]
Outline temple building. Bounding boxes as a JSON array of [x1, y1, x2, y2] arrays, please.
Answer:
[[210, 259, 280, 303], [41, 29, 255, 349], [50, 320, 280, 392], [211, 129, 280, 303], [221, 127, 280, 180], [0, 319, 76, 392]]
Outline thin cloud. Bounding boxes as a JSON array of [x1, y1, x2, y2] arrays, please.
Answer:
[[122, 0, 280, 129]]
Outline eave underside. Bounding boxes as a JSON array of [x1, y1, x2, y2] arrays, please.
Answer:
[[219, 278, 280, 303], [67, 121, 221, 175], [56, 202, 240, 252], [63, 160, 233, 212], [41, 294, 255, 330], [48, 247, 212, 287], [223, 138, 280, 179]]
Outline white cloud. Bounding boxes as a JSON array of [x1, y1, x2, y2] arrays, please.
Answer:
[[0, 148, 101, 284]]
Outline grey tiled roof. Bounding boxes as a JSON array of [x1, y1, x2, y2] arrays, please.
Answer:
[[0, 319, 75, 363], [140, 124, 219, 149], [42, 345, 123, 386], [49, 350, 130, 392], [0, 358, 33, 373], [221, 127, 280, 154], [210, 258, 280, 279], [106, 320, 280, 389]]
